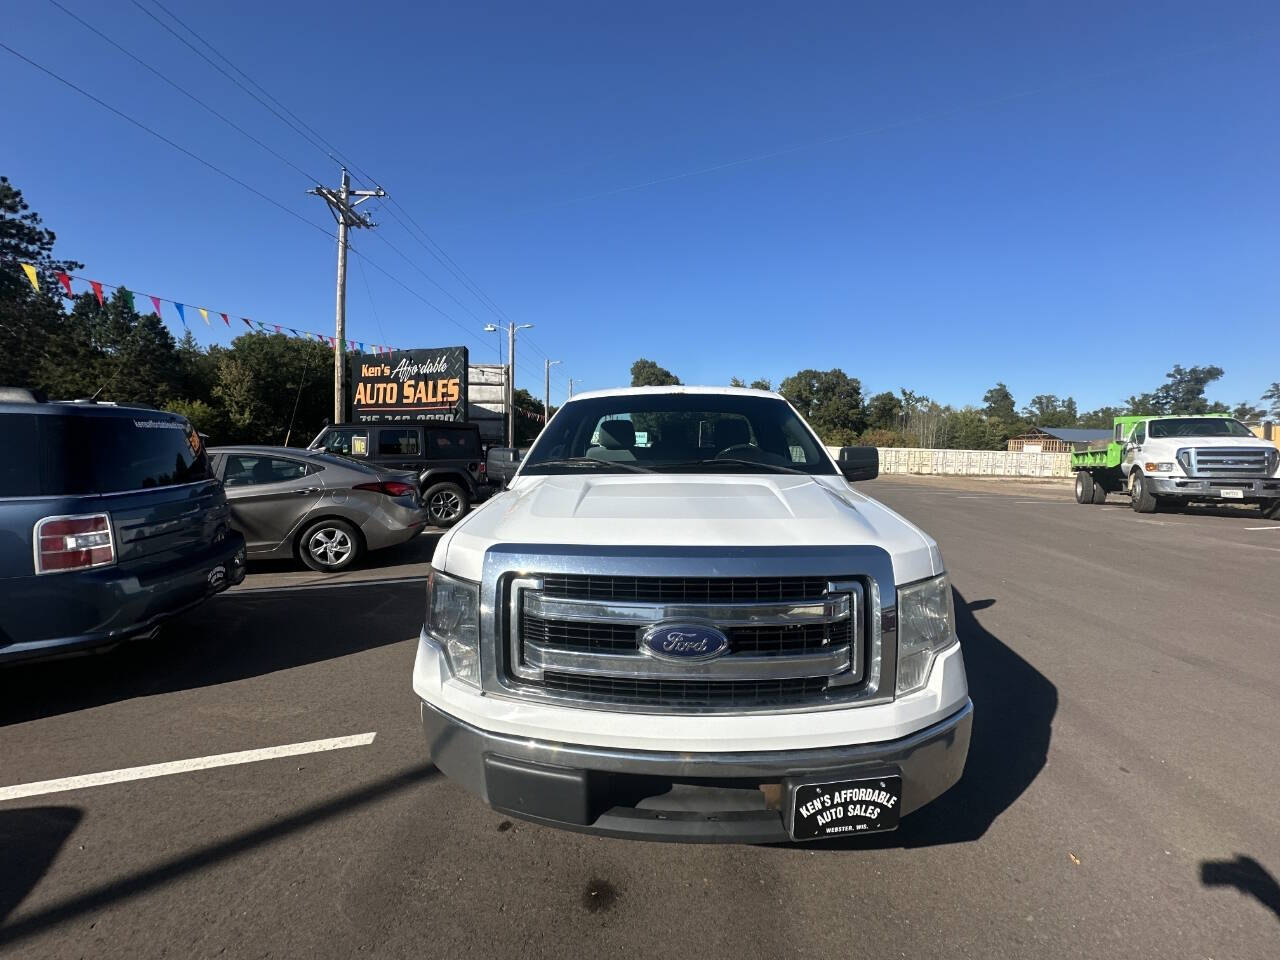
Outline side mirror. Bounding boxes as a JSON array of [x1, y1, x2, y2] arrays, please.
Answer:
[[836, 446, 878, 482]]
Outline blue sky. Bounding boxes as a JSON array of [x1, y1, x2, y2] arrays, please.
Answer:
[[3, 1, 1277, 410]]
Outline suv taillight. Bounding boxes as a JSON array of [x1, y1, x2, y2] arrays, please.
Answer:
[[35, 513, 115, 574], [354, 481, 418, 498]]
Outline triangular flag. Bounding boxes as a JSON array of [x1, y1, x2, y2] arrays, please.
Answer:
[[289, 328, 299, 337], [120, 287, 135, 310], [199, 307, 210, 326], [90, 280, 104, 305], [357, 342, 364, 353], [57, 272, 73, 297], [150, 295, 164, 319], [174, 303, 187, 327], [20, 263, 39, 291], [242, 318, 253, 329], [316, 333, 325, 343], [220, 312, 229, 327]]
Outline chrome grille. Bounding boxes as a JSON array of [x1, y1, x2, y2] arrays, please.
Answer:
[[537, 574, 830, 604], [1180, 447, 1275, 478], [505, 574, 866, 711]]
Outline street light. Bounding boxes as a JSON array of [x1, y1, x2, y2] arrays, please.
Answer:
[[544, 359, 562, 422], [483, 323, 501, 363]]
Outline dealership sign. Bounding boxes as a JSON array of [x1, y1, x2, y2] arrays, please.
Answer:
[[350, 346, 469, 422]]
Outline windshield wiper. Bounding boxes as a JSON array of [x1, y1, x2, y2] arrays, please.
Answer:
[[527, 458, 654, 473], [662, 458, 809, 475]]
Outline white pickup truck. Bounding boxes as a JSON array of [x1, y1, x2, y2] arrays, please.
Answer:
[[413, 386, 971, 842]]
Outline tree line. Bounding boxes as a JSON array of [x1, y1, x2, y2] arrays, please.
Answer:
[[632, 358, 1279, 450]]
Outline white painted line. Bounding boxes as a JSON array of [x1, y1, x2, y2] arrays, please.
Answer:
[[0, 732, 377, 802], [1244, 525, 1280, 532], [229, 576, 428, 595], [955, 495, 998, 499]]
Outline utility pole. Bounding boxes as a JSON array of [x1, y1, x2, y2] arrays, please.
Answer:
[[503, 322, 534, 445], [544, 358, 562, 422], [568, 378, 581, 398], [310, 167, 386, 422]]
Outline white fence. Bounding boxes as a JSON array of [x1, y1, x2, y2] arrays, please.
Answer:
[[827, 446, 1072, 478]]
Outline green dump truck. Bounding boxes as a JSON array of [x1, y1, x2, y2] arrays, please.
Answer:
[[1070, 414, 1280, 515]]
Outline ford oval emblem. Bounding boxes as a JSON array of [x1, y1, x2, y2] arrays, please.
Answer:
[[640, 623, 731, 661]]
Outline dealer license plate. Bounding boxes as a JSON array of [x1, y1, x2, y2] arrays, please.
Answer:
[[1220, 489, 1244, 499], [788, 775, 902, 841]]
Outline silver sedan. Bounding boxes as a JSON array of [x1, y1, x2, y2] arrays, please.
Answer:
[[208, 446, 431, 572]]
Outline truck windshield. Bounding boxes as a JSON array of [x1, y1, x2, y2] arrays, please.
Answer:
[[520, 393, 836, 475], [1148, 418, 1255, 438]]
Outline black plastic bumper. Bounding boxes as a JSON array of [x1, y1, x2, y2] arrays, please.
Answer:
[[0, 533, 246, 665], [420, 698, 972, 843]]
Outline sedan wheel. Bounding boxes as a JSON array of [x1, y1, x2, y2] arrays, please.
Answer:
[[299, 519, 361, 572]]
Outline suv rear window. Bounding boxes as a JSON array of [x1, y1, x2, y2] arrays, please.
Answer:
[[0, 412, 211, 497], [426, 428, 480, 458]]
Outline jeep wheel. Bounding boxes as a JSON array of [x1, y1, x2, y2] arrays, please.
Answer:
[[424, 481, 469, 527], [1130, 471, 1159, 514], [299, 519, 362, 572], [1074, 471, 1095, 504]]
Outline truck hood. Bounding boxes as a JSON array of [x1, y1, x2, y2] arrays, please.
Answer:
[[434, 474, 941, 584]]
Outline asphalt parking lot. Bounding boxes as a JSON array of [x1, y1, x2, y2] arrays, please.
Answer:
[[2, 477, 1278, 959]]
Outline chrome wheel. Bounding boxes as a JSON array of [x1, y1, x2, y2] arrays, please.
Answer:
[[428, 488, 463, 524], [307, 526, 353, 567]]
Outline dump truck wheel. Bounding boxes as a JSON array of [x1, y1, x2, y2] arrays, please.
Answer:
[[1091, 481, 1107, 504], [1130, 471, 1159, 513], [1074, 471, 1094, 504]]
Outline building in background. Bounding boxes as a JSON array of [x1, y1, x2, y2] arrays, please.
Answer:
[[1007, 426, 1112, 453]]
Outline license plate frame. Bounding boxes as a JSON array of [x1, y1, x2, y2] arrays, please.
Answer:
[[1220, 488, 1244, 499], [786, 773, 903, 841]]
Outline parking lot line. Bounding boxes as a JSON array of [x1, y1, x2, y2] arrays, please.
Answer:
[[1244, 525, 1280, 532], [0, 732, 378, 802]]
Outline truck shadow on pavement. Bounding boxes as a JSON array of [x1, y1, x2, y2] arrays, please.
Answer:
[[1200, 855, 1280, 923], [0, 807, 82, 926], [800, 589, 1057, 850], [0, 764, 438, 950], [0, 582, 424, 727]]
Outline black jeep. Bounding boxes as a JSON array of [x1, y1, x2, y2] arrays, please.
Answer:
[[308, 421, 492, 526]]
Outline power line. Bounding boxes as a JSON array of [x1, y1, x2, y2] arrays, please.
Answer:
[[0, 40, 334, 241], [128, 0, 340, 169], [45, 0, 320, 184], [133, 0, 551, 373], [41, 2, 557, 388], [144, 0, 371, 181]]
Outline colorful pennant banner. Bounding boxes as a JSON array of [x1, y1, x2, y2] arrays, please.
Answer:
[[13, 264, 398, 354]]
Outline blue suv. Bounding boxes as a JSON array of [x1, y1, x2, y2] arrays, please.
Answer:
[[0, 389, 246, 664]]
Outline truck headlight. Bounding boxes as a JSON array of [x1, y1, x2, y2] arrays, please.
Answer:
[[425, 568, 480, 687], [1144, 462, 1177, 474], [896, 573, 958, 696]]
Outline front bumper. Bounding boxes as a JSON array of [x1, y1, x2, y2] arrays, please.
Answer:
[[420, 696, 972, 843], [1147, 476, 1280, 500], [0, 533, 246, 665]]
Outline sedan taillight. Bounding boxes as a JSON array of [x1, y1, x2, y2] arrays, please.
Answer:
[[354, 481, 418, 498], [35, 513, 115, 574]]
